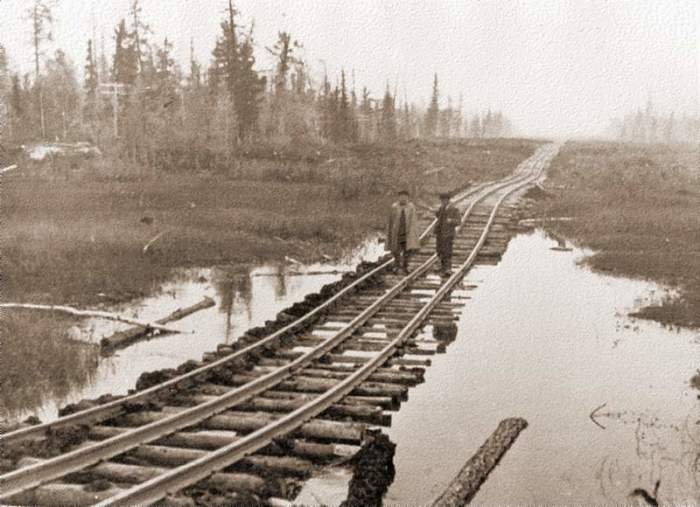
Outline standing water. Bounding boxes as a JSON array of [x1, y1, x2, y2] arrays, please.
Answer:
[[385, 229, 699, 505], [11, 240, 384, 423]]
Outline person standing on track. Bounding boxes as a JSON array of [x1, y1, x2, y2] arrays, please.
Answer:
[[434, 191, 461, 276], [386, 189, 419, 274]]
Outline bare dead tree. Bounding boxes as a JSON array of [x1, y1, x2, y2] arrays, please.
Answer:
[[26, 0, 56, 140]]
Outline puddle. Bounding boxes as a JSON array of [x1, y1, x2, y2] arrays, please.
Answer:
[[292, 467, 353, 506], [385, 229, 700, 506], [11, 239, 384, 422]]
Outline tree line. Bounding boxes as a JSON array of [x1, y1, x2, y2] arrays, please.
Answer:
[[607, 100, 699, 145], [0, 0, 514, 167]]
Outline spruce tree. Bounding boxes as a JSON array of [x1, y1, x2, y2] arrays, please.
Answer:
[[236, 28, 266, 141], [84, 40, 98, 97], [424, 73, 439, 138], [83, 39, 99, 123], [189, 38, 201, 89], [380, 84, 396, 142], [0, 45, 8, 143], [112, 19, 138, 85]]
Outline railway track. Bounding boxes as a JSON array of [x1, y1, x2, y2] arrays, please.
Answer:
[[0, 144, 558, 506]]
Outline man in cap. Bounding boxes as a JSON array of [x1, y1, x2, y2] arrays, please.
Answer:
[[434, 191, 461, 276], [386, 189, 420, 274]]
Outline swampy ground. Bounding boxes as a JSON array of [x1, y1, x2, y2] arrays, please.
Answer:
[[533, 141, 700, 328], [0, 138, 538, 419]]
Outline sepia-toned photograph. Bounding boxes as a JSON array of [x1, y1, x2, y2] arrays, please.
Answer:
[[0, 1, 698, 505]]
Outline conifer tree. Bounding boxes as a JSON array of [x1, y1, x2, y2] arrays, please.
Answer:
[[236, 27, 266, 141], [470, 114, 481, 138], [380, 84, 397, 142], [0, 45, 8, 143], [83, 39, 99, 123], [189, 38, 201, 89], [112, 19, 138, 85], [84, 40, 98, 98], [424, 73, 439, 138]]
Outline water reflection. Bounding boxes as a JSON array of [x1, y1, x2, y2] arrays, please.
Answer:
[[385, 229, 699, 506], [8, 238, 384, 423], [213, 266, 253, 344]]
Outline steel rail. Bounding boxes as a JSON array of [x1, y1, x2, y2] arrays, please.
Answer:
[[0, 174, 526, 500], [0, 179, 496, 448], [96, 145, 557, 507]]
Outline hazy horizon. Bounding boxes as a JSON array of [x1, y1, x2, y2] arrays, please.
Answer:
[[1, 0, 698, 139]]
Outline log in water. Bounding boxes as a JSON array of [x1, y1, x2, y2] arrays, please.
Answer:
[[100, 296, 215, 352], [431, 417, 528, 507]]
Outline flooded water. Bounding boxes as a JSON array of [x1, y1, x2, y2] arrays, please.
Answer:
[[13, 239, 384, 422], [385, 229, 700, 506]]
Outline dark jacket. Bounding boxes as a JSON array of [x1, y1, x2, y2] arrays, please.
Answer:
[[435, 203, 460, 255]]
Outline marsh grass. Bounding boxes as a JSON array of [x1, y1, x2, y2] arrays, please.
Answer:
[[0, 313, 99, 416], [537, 141, 700, 327]]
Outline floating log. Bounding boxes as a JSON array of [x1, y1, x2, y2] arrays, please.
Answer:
[[100, 297, 215, 351], [431, 417, 528, 507], [0, 303, 186, 334]]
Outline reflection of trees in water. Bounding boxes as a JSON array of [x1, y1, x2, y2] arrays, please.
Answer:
[[273, 262, 288, 300], [595, 410, 700, 504], [214, 266, 253, 344]]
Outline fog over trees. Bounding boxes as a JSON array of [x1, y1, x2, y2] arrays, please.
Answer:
[[0, 0, 517, 167]]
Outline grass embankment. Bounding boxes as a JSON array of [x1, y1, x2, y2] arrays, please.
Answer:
[[1, 138, 539, 415], [535, 141, 700, 328]]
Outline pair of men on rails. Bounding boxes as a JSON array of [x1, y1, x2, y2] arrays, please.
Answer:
[[386, 189, 460, 277]]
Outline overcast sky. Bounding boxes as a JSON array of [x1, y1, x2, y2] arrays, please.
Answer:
[[1, 0, 698, 138]]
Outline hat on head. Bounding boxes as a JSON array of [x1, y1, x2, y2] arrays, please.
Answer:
[[398, 189, 410, 196]]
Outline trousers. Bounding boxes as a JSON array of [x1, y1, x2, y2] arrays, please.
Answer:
[[393, 239, 409, 270]]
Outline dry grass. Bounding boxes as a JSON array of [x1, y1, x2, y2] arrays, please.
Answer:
[[536, 140, 700, 327]]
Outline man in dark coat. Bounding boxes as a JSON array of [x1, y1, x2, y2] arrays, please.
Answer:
[[434, 191, 461, 276], [387, 189, 420, 274]]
